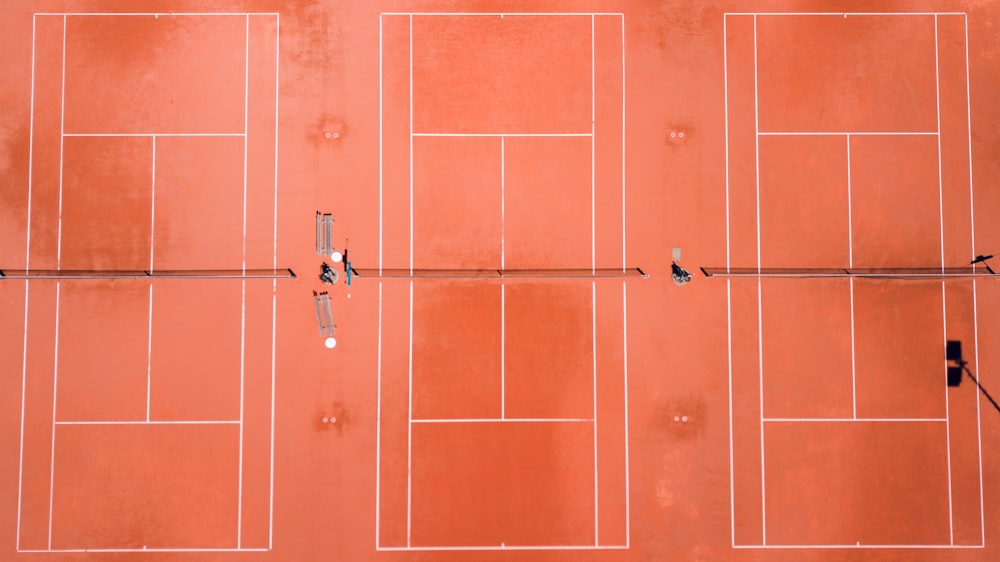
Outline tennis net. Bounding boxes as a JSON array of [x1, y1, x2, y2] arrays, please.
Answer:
[[700, 267, 995, 279], [351, 267, 649, 279], [0, 268, 297, 280]]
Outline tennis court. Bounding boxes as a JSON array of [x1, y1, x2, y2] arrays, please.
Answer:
[[0, 1, 998, 561]]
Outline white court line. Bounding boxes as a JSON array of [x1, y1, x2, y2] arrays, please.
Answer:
[[375, 282, 383, 547], [54, 420, 241, 425], [723, 15, 731, 271], [377, 544, 629, 551], [934, 16, 954, 545], [236, 234, 246, 536], [500, 135, 506, 412], [56, 16, 66, 267], [935, 16, 946, 273], [964, 13, 977, 268], [763, 418, 948, 423], [406, 20, 413, 543], [375, 14, 383, 547], [409, 15, 413, 276], [36, 12, 279, 16], [757, 131, 937, 136], [268, 11, 280, 550], [47, 18, 67, 549], [723, 17, 734, 543], [242, 15, 250, 268], [942, 281, 955, 545], [590, 14, 596, 275], [146, 284, 153, 421], [16, 290, 30, 550], [150, 136, 156, 264], [406, 280, 413, 546], [967, 15, 985, 541], [726, 280, 735, 547], [411, 418, 593, 423], [62, 132, 245, 137], [381, 12, 624, 16], [268, 232, 277, 549], [378, 15, 383, 275], [147, 135, 156, 422], [752, 15, 767, 545], [619, 14, 630, 543], [847, 135, 856, 419], [590, 21, 621, 542], [721, 39, 744, 548], [621, 14, 626, 272], [756, 274, 765, 546], [19, 547, 271, 553], [845, 141, 852, 258], [732, 544, 982, 549], [622, 281, 631, 546], [501, 284, 505, 419], [47, 284, 61, 550], [592, 282, 599, 544], [236, 15, 249, 548], [724, 11, 966, 16], [411, 132, 591, 137], [17, 14, 38, 550]]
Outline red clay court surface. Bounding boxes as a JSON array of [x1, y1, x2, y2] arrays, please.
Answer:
[[1, 1, 999, 561]]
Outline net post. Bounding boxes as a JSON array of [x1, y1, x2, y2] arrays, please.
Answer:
[[0, 269, 5, 278], [287, 268, 297, 279]]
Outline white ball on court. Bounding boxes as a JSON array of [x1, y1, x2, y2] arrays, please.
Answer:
[[331, 251, 343, 263], [325, 337, 336, 349]]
